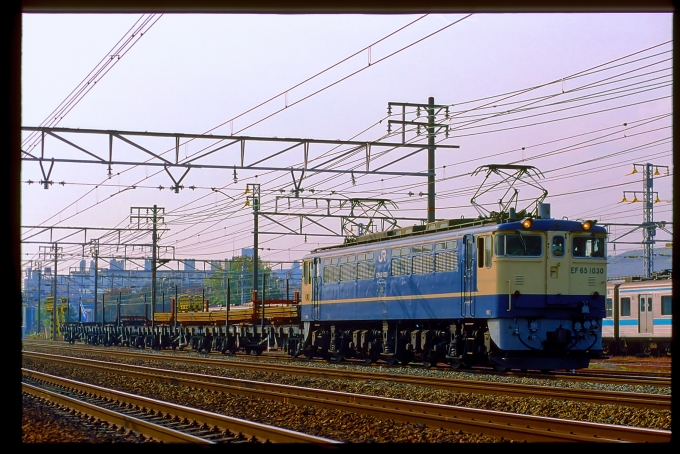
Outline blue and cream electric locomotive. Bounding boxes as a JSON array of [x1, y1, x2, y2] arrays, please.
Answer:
[[295, 201, 608, 372]]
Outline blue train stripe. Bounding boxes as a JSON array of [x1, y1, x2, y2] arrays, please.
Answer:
[[602, 318, 671, 326], [618, 286, 672, 293]]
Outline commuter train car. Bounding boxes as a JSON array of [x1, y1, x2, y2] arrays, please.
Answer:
[[293, 202, 608, 372], [603, 274, 672, 357]]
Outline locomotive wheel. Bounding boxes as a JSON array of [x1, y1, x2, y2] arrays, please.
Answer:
[[395, 351, 415, 366], [448, 359, 463, 370]]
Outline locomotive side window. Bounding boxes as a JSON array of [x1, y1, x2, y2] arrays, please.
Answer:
[[572, 236, 606, 258], [620, 297, 631, 317], [661, 295, 672, 315], [340, 262, 357, 281], [435, 249, 458, 272], [477, 236, 492, 268], [323, 263, 339, 282], [552, 236, 565, 257], [412, 254, 434, 274], [357, 258, 374, 280], [391, 255, 410, 276], [485, 236, 492, 268], [303, 261, 310, 285], [494, 233, 542, 257], [606, 298, 613, 317], [477, 237, 484, 268]]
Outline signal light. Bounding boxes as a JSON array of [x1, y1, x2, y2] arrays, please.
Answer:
[[521, 218, 533, 229], [582, 220, 596, 231], [592, 291, 600, 299], [513, 290, 521, 298]]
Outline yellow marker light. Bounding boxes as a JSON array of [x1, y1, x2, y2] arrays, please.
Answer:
[[582, 220, 595, 231], [521, 218, 533, 229]]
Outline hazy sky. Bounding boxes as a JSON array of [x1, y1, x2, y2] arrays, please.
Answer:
[[21, 13, 673, 274]]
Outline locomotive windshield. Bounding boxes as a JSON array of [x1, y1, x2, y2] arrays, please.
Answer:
[[495, 233, 542, 257], [572, 235, 606, 258]]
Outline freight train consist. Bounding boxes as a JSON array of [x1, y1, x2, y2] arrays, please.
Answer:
[[602, 273, 672, 357], [62, 165, 610, 371]]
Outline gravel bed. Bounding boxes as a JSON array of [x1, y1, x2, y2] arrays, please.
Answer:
[[22, 392, 157, 443], [22, 346, 671, 443]]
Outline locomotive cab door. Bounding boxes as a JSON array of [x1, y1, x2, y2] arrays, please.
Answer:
[[311, 257, 320, 320], [638, 294, 653, 334], [461, 234, 475, 317], [546, 233, 569, 301]]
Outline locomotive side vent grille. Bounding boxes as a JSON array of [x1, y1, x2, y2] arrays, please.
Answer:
[[515, 275, 524, 285], [588, 277, 596, 286]]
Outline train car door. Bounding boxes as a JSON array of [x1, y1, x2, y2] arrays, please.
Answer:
[[546, 233, 569, 301], [461, 234, 475, 317], [638, 294, 653, 334]]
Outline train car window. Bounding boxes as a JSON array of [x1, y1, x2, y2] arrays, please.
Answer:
[[366, 251, 374, 260], [661, 296, 672, 315], [422, 243, 433, 253], [347, 254, 356, 263], [620, 297, 631, 317], [401, 247, 410, 256], [392, 248, 402, 257], [324, 258, 332, 266], [494, 234, 542, 256], [413, 245, 422, 254], [552, 236, 565, 257], [339, 256, 347, 264], [605, 298, 613, 317], [331, 257, 339, 265], [303, 261, 310, 285], [572, 236, 606, 258]]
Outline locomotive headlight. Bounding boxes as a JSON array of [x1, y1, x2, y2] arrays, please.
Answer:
[[582, 220, 596, 231], [521, 218, 533, 229]]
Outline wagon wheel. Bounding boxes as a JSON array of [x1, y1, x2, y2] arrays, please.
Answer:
[[304, 346, 317, 360]]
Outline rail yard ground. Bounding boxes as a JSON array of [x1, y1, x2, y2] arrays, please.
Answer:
[[22, 343, 670, 443]]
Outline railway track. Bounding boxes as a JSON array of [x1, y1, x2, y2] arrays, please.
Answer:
[[23, 340, 671, 387], [22, 368, 339, 444], [23, 351, 671, 442], [22, 346, 671, 411]]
